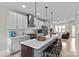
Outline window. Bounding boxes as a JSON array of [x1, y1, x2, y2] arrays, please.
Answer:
[[55, 25, 58, 32], [62, 25, 65, 32], [72, 25, 75, 37], [55, 25, 65, 33], [59, 26, 62, 32]]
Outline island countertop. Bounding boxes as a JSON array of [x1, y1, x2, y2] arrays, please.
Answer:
[[20, 34, 58, 49]]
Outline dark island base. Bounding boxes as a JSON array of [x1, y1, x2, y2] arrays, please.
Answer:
[[21, 44, 34, 57]]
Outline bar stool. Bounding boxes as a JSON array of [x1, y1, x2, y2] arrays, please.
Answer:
[[49, 39, 62, 57], [43, 38, 62, 57]]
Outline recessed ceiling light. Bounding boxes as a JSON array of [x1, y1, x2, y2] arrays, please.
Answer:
[[77, 10, 79, 14], [37, 13, 40, 15], [44, 17, 46, 19], [22, 5, 26, 8]]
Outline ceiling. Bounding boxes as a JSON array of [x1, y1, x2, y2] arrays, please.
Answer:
[[0, 2, 79, 23]]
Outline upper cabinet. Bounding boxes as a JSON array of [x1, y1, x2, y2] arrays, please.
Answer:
[[7, 11, 27, 29], [18, 13, 24, 29], [7, 11, 17, 29], [22, 15, 28, 29], [18, 13, 27, 29], [7, 10, 44, 30]]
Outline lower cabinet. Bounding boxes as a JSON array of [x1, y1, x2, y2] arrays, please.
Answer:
[[10, 36, 30, 55], [11, 39, 20, 54]]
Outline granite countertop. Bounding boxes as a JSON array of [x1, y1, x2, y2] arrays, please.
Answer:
[[20, 34, 58, 49]]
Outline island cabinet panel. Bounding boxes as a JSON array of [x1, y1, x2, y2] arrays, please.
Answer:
[[21, 44, 34, 57]]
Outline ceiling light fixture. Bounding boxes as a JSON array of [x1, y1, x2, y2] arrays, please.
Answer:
[[51, 12, 53, 20], [44, 17, 46, 19], [45, 6, 48, 21], [22, 5, 26, 8], [77, 10, 79, 14], [37, 13, 40, 16]]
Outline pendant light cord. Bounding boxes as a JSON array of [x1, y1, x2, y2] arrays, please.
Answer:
[[35, 2, 37, 17], [45, 6, 48, 21], [51, 12, 53, 21]]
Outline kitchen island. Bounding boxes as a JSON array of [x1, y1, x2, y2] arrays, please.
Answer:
[[20, 34, 58, 57]]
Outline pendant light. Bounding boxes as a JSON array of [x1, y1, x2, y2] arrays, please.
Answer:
[[45, 6, 50, 35], [51, 12, 53, 21], [45, 6, 48, 21], [50, 12, 53, 33], [51, 12, 53, 26], [44, 6, 48, 26]]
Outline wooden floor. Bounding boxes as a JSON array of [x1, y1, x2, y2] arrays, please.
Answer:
[[60, 38, 77, 57]]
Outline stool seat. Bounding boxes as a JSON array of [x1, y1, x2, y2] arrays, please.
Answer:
[[43, 38, 62, 57]]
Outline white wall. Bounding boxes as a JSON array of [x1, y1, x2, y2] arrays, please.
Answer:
[[75, 13, 79, 52], [0, 7, 9, 52]]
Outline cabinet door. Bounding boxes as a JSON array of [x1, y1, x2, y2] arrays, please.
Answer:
[[11, 39, 20, 54], [17, 14, 24, 29], [18, 14, 27, 29], [11, 36, 30, 54], [7, 11, 28, 29], [23, 15, 28, 29], [7, 11, 16, 29]]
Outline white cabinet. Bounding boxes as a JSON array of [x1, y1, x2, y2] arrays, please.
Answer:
[[7, 11, 27, 29], [18, 14, 27, 29], [10, 35, 30, 54], [7, 11, 17, 29], [23, 15, 28, 29], [11, 38, 19, 53], [18, 13, 23, 29]]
